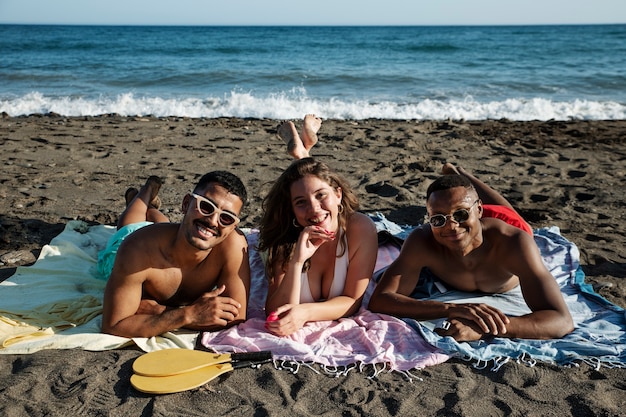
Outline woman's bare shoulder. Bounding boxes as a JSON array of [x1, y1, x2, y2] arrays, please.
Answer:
[[346, 212, 377, 236]]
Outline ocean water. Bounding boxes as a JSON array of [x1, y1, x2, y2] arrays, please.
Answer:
[[1, 24, 625, 120]]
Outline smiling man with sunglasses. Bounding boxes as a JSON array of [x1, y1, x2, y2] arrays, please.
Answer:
[[369, 164, 573, 342], [101, 171, 250, 338]]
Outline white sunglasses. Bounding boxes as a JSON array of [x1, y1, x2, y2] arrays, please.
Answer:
[[190, 193, 240, 227]]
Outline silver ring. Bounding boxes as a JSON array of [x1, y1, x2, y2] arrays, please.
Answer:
[[441, 320, 451, 330]]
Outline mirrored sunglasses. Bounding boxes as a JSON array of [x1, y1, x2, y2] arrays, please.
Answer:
[[428, 200, 479, 228], [190, 193, 240, 227]]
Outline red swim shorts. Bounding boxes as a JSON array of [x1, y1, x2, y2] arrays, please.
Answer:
[[482, 204, 533, 236]]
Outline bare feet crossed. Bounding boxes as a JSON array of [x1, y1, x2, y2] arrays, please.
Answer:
[[302, 114, 321, 151], [141, 175, 163, 209], [277, 114, 322, 160], [277, 121, 308, 159], [117, 175, 166, 229], [442, 162, 460, 176]]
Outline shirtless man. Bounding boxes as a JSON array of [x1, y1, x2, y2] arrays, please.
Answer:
[[369, 164, 574, 341], [101, 171, 250, 338]]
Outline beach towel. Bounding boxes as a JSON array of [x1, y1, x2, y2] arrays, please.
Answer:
[[2, 216, 624, 373], [201, 215, 626, 371], [400, 225, 626, 370], [0, 217, 450, 374], [0, 221, 197, 353], [199, 228, 450, 374]]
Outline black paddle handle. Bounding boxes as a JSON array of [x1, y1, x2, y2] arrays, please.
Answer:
[[231, 351, 273, 363], [231, 357, 273, 369]]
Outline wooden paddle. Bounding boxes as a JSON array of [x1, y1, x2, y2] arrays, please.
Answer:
[[131, 359, 271, 394], [132, 349, 273, 377]]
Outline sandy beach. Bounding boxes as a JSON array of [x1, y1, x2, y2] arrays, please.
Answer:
[[0, 115, 625, 416]]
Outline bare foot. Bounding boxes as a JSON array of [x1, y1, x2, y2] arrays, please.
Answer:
[[277, 121, 309, 159], [302, 114, 321, 153], [146, 176, 163, 209], [442, 162, 460, 175], [135, 176, 163, 209], [124, 187, 138, 206]]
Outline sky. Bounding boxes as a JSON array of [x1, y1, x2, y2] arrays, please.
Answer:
[[0, 0, 624, 26]]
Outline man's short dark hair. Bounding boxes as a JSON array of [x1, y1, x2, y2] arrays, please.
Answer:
[[194, 171, 247, 207], [426, 174, 475, 200]]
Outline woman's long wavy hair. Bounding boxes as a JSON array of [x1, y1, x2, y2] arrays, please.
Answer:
[[258, 158, 359, 283]]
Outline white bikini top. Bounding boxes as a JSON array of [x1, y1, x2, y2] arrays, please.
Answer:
[[300, 232, 349, 304]]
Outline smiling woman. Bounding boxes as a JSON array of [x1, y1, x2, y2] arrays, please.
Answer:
[[257, 116, 379, 337]]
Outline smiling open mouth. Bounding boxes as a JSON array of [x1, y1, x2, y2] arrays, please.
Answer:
[[195, 220, 218, 238]]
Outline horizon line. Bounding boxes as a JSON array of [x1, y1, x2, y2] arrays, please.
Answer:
[[1, 22, 625, 27]]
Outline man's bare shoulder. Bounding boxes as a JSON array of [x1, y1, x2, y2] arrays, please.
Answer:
[[109, 223, 179, 275], [481, 218, 531, 246], [121, 223, 178, 251], [480, 218, 541, 273], [404, 225, 436, 248], [394, 225, 438, 267], [218, 228, 249, 254]]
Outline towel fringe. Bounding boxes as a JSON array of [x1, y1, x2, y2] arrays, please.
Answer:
[[395, 369, 424, 383], [471, 358, 489, 370], [271, 359, 426, 380], [455, 351, 626, 373], [275, 359, 302, 374], [367, 362, 387, 379], [271, 350, 624, 379], [490, 356, 510, 372], [321, 363, 357, 377], [516, 352, 537, 368]]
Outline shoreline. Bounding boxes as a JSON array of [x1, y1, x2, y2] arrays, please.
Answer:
[[0, 115, 624, 416]]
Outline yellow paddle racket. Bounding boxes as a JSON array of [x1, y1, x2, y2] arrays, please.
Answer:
[[131, 359, 270, 394], [132, 348, 273, 377]]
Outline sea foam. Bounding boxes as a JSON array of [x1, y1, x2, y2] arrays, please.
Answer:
[[1, 91, 624, 121]]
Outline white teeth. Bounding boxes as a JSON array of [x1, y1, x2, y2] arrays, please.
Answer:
[[309, 214, 328, 224], [197, 223, 216, 237]]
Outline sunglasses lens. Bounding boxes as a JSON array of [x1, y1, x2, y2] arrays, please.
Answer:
[[452, 209, 470, 223], [429, 215, 446, 228], [219, 213, 236, 226], [429, 209, 471, 228], [198, 200, 216, 216]]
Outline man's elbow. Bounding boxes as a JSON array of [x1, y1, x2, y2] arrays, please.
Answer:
[[100, 321, 115, 336], [101, 320, 146, 338], [101, 324, 127, 338], [101, 320, 129, 337], [554, 314, 575, 338], [367, 293, 386, 314], [102, 325, 159, 339], [539, 312, 574, 339]]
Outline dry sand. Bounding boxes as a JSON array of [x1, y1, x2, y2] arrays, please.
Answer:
[[0, 115, 625, 416]]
